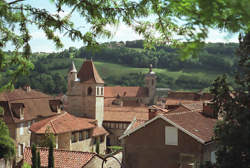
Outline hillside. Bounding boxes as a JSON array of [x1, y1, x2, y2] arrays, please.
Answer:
[[2, 41, 239, 95]]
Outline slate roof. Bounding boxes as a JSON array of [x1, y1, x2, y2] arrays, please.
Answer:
[[30, 112, 96, 134], [23, 147, 101, 168], [104, 86, 148, 98], [77, 60, 104, 84]]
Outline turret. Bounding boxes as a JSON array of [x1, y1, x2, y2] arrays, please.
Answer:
[[145, 64, 156, 104], [67, 61, 77, 93]]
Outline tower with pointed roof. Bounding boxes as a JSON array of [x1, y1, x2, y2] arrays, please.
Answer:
[[145, 64, 157, 104], [67, 60, 104, 126], [67, 61, 77, 94]]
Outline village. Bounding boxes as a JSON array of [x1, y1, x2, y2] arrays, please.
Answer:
[[0, 59, 218, 168]]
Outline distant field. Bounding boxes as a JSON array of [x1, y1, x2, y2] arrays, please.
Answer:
[[50, 58, 221, 84]]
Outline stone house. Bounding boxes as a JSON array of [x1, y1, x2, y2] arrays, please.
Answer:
[[120, 102, 217, 168], [0, 87, 60, 163], [23, 147, 105, 168], [30, 112, 108, 154], [66, 60, 156, 146]]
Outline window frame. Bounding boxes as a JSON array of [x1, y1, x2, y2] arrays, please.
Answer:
[[165, 126, 178, 146]]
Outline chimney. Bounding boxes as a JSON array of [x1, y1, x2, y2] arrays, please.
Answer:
[[148, 106, 158, 120], [24, 85, 31, 92], [203, 101, 217, 118]]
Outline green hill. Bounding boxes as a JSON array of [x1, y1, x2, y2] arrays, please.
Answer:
[[3, 41, 238, 95]]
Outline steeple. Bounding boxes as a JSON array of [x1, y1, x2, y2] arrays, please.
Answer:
[[67, 61, 77, 93], [145, 64, 156, 105], [69, 61, 77, 73], [77, 60, 104, 84]]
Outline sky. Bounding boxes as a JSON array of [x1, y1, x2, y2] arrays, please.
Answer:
[[5, 0, 239, 53]]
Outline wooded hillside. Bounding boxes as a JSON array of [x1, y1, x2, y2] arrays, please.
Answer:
[[2, 41, 238, 95]]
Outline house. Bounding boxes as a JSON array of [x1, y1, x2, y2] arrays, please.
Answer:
[[165, 91, 213, 110], [0, 87, 61, 162], [66, 60, 156, 146], [23, 147, 105, 168], [119, 102, 217, 168], [30, 112, 108, 154]]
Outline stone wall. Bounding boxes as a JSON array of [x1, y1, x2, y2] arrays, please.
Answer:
[[58, 132, 71, 150]]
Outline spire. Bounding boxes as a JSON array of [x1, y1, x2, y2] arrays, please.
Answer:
[[69, 61, 77, 73], [148, 64, 155, 75], [77, 60, 104, 84]]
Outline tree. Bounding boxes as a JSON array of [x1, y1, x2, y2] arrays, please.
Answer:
[[1, 0, 250, 89], [48, 138, 54, 168], [96, 138, 100, 154], [37, 151, 41, 168], [210, 33, 250, 168], [0, 108, 15, 159], [31, 144, 37, 168]]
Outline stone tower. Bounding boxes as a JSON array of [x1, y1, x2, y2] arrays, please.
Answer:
[[145, 64, 156, 105], [67, 61, 77, 94], [67, 60, 104, 126]]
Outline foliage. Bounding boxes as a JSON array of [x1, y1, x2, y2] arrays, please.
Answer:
[[39, 126, 56, 148], [1, 0, 250, 88], [95, 138, 100, 154], [37, 151, 41, 168], [22, 162, 31, 168], [0, 119, 15, 159], [48, 138, 54, 168], [211, 33, 250, 168], [31, 144, 37, 168], [107, 146, 123, 153]]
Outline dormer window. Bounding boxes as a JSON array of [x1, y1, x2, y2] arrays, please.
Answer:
[[87, 87, 92, 96], [11, 103, 25, 120]]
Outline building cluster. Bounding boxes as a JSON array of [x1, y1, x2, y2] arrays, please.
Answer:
[[0, 60, 218, 168]]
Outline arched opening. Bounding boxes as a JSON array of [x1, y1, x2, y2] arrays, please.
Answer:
[[87, 87, 92, 96]]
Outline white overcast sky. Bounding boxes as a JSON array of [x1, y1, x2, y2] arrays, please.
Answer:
[[5, 0, 239, 53]]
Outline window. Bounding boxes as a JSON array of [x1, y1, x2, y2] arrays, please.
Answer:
[[211, 151, 216, 163], [100, 135, 105, 143], [87, 87, 92, 96], [165, 126, 178, 145], [97, 87, 100, 95], [101, 87, 104, 95], [18, 143, 24, 157], [85, 130, 90, 139], [20, 123, 24, 135], [93, 137, 97, 145], [71, 132, 77, 143], [79, 131, 83, 141], [27, 121, 31, 133]]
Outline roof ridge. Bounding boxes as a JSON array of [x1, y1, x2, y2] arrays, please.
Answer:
[[49, 112, 67, 133]]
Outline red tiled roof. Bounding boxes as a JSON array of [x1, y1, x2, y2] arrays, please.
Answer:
[[77, 60, 104, 84], [92, 127, 108, 137], [30, 112, 95, 134], [165, 112, 217, 143], [104, 106, 149, 122], [104, 86, 148, 98], [0, 88, 58, 123], [129, 119, 146, 131], [23, 147, 100, 168]]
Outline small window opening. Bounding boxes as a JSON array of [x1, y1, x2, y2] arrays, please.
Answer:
[[87, 87, 92, 96]]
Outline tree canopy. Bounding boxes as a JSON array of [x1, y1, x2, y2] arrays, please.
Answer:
[[1, 0, 250, 88]]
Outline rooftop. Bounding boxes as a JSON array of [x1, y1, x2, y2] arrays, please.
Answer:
[[24, 147, 101, 168], [30, 112, 96, 134], [77, 60, 104, 84]]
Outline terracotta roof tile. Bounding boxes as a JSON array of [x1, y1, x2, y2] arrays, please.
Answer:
[[104, 106, 149, 122], [24, 147, 99, 168], [92, 127, 108, 137], [30, 112, 95, 134], [165, 112, 217, 143], [77, 60, 104, 84], [104, 86, 148, 98], [0, 88, 58, 123]]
